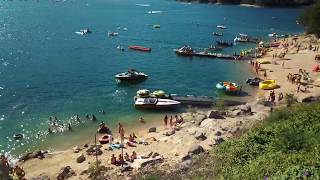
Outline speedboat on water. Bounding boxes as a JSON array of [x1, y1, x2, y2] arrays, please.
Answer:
[[217, 24, 227, 29], [234, 33, 249, 42], [115, 69, 148, 82], [75, 28, 92, 36], [134, 97, 180, 109], [108, 31, 119, 37], [148, 10, 163, 14], [174, 46, 194, 56]]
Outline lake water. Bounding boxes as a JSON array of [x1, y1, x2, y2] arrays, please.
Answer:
[[0, 0, 303, 157]]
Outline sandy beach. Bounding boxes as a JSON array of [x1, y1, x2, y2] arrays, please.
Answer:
[[16, 34, 320, 179]]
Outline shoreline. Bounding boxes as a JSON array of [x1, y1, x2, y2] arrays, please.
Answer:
[[14, 34, 320, 179]]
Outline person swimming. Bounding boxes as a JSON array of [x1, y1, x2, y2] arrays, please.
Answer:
[[92, 114, 97, 121]]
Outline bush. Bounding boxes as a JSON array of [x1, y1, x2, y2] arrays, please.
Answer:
[[202, 103, 320, 179]]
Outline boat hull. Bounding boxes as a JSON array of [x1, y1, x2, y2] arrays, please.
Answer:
[[129, 46, 151, 52]]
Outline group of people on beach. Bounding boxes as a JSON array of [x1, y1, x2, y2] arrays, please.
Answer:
[[110, 151, 137, 166], [163, 115, 183, 128], [0, 154, 26, 180]]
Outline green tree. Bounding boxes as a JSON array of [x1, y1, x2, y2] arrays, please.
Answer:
[[300, 1, 320, 36]]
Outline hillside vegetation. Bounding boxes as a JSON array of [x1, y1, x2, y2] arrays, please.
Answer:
[[195, 102, 320, 179], [180, 0, 317, 7]]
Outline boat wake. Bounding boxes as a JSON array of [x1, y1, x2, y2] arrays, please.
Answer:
[[135, 3, 150, 7]]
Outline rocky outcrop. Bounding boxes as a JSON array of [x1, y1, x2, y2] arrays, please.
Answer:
[[188, 145, 205, 155], [20, 150, 47, 162], [148, 127, 157, 133], [230, 104, 252, 117], [207, 110, 225, 119], [73, 146, 81, 153], [76, 154, 86, 163], [86, 145, 103, 156], [163, 129, 175, 136], [194, 132, 207, 141], [302, 95, 320, 103], [57, 166, 76, 180]]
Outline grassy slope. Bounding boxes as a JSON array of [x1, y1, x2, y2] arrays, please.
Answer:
[[204, 103, 320, 179]]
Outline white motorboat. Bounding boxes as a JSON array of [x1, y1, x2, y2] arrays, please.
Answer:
[[115, 69, 148, 82], [134, 97, 181, 109], [148, 10, 163, 14], [217, 24, 227, 29], [234, 33, 249, 42], [108, 31, 119, 37]]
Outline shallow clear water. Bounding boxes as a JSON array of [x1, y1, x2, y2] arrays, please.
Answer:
[[0, 0, 303, 157]]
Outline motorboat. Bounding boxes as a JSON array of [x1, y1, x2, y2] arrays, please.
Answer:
[[75, 28, 92, 36], [246, 77, 262, 86], [136, 3, 150, 6], [213, 32, 223, 36], [153, 24, 161, 28], [115, 69, 148, 82], [148, 10, 163, 14], [134, 97, 180, 109], [173, 46, 194, 56], [129, 45, 151, 52], [234, 33, 249, 42], [108, 31, 119, 37], [217, 24, 227, 29], [216, 41, 233, 47]]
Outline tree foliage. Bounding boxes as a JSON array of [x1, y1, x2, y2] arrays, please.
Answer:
[[300, 1, 320, 36]]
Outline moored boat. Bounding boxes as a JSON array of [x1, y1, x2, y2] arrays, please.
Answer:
[[99, 135, 111, 144], [134, 97, 181, 109], [173, 46, 194, 56], [246, 77, 262, 86], [129, 46, 152, 52], [115, 69, 148, 82], [108, 31, 119, 37], [234, 33, 249, 42]]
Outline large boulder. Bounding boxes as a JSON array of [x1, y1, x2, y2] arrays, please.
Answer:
[[302, 95, 320, 103], [163, 129, 175, 136], [230, 105, 252, 117], [194, 132, 207, 141], [57, 166, 76, 180], [200, 119, 216, 128], [31, 175, 50, 180], [76, 154, 86, 163], [86, 145, 103, 156], [194, 114, 206, 125], [188, 145, 205, 155], [148, 127, 156, 133], [181, 154, 191, 161], [214, 137, 225, 145], [73, 146, 80, 153], [207, 110, 225, 119], [131, 157, 164, 169]]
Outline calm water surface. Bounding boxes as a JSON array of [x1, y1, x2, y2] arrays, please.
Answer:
[[0, 0, 303, 157]]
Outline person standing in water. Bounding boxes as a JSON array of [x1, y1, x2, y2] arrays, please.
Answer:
[[76, 114, 80, 122]]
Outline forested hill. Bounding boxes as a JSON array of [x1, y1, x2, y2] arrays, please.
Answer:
[[178, 0, 317, 7]]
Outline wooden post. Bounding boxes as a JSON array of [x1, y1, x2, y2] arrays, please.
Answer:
[[95, 134, 98, 169]]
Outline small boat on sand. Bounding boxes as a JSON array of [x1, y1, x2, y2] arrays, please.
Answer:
[[246, 77, 262, 86], [134, 97, 181, 109], [129, 45, 151, 52], [99, 135, 111, 144], [115, 69, 148, 82], [217, 24, 227, 29]]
